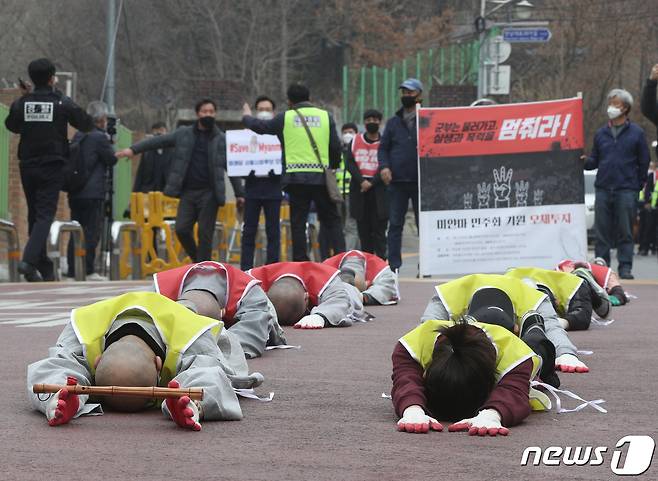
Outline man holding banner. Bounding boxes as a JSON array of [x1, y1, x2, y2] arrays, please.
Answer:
[[416, 97, 588, 276], [239, 95, 283, 271]]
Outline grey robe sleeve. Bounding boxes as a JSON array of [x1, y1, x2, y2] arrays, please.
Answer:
[[420, 295, 451, 322], [177, 269, 274, 358], [163, 329, 247, 421], [536, 298, 578, 357], [313, 277, 353, 327], [364, 267, 399, 305], [26, 323, 94, 415], [229, 286, 276, 359]]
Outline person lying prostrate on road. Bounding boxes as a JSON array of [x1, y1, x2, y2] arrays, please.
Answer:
[[505, 267, 601, 331], [27, 291, 264, 430], [248, 261, 352, 329], [421, 274, 588, 375], [153, 261, 286, 358], [323, 250, 399, 305], [557, 258, 629, 306], [392, 317, 548, 436]]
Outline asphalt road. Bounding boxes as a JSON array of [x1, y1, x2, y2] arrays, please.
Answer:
[[1, 278, 657, 481]]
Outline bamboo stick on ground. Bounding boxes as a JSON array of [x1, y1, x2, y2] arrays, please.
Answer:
[[32, 384, 203, 400]]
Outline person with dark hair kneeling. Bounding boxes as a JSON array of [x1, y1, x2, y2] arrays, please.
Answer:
[[392, 317, 546, 436]]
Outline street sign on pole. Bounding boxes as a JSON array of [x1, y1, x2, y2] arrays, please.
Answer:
[[486, 65, 510, 95], [483, 35, 512, 64], [503, 27, 552, 43]]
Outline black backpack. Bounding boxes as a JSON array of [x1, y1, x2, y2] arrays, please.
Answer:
[[63, 133, 89, 194]]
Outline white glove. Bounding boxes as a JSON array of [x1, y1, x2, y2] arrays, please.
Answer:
[[448, 408, 509, 436], [555, 353, 589, 373], [397, 405, 443, 433], [294, 314, 325, 329]]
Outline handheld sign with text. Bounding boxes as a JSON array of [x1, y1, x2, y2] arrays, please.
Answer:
[[226, 129, 282, 177]]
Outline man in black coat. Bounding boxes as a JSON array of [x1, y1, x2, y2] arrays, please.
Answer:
[[65, 101, 117, 280], [116, 99, 244, 262], [344, 109, 388, 258], [4, 58, 93, 281]]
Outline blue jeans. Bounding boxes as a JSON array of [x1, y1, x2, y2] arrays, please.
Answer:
[[240, 198, 281, 270], [387, 182, 419, 270], [594, 189, 636, 273]]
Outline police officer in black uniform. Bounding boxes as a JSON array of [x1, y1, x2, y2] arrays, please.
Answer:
[[4, 58, 93, 281]]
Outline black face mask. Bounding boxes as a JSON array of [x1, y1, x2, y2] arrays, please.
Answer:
[[199, 116, 215, 129], [401, 95, 417, 109], [365, 122, 379, 134]]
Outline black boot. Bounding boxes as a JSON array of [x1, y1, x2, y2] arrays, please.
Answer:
[[18, 261, 43, 282]]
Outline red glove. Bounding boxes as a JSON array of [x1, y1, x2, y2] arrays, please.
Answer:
[[165, 380, 201, 431], [46, 376, 80, 426], [448, 409, 509, 437]]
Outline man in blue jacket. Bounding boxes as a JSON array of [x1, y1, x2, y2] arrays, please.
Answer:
[[378, 78, 423, 272], [584, 88, 650, 279]]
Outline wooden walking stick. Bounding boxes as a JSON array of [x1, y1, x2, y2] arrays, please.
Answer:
[[32, 384, 204, 400]]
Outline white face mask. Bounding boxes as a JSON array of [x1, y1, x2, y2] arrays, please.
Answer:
[[342, 132, 355, 145], [607, 106, 623, 120], [256, 111, 274, 120]]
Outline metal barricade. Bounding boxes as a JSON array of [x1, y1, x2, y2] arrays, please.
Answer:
[[110, 221, 141, 280], [0, 219, 20, 282], [279, 203, 292, 261], [48, 221, 86, 281]]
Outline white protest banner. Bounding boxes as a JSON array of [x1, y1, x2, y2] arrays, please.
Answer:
[[226, 129, 282, 177], [417, 98, 587, 276]]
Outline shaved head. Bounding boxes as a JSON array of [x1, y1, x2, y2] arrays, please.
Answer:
[[177, 289, 223, 320], [266, 277, 308, 326], [95, 336, 160, 412], [340, 269, 366, 292]]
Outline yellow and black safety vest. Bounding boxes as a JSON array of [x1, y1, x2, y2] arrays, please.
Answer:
[[282, 107, 330, 173], [435, 274, 546, 330], [506, 267, 583, 315]]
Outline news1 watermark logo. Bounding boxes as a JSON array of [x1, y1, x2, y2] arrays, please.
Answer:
[[520, 435, 655, 476]]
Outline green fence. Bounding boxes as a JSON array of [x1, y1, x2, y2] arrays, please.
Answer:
[[0, 104, 9, 219], [342, 38, 485, 124], [114, 125, 133, 220]]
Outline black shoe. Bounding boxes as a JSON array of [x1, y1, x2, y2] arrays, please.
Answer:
[[18, 261, 43, 282], [619, 271, 634, 280], [638, 250, 648, 256], [37, 258, 55, 281]]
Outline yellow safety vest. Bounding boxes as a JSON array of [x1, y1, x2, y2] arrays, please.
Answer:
[[337, 153, 351, 195], [400, 319, 547, 411], [436, 274, 546, 328], [506, 267, 583, 316], [71, 291, 223, 385], [282, 107, 330, 173], [652, 181, 658, 208]]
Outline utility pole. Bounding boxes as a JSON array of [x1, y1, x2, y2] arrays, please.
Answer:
[[477, 0, 487, 99], [106, 0, 116, 114]]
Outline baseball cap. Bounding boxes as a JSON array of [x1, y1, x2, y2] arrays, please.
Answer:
[[399, 78, 424, 92]]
